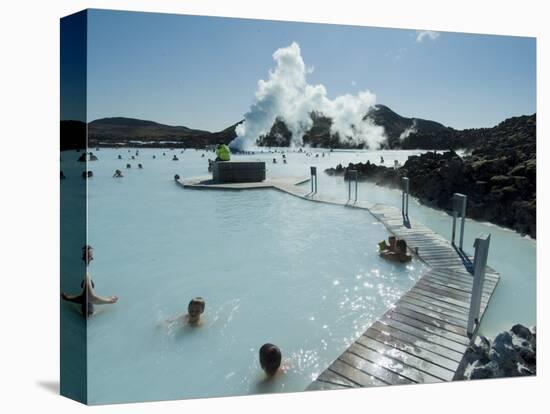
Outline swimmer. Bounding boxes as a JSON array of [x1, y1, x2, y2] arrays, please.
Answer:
[[380, 156, 384, 164], [173, 155, 179, 161], [131, 155, 135, 160], [185, 297, 206, 326], [273, 158, 277, 164], [60, 171, 66, 179], [61, 273, 118, 318], [138, 164, 143, 169], [380, 239, 412, 263], [118, 154, 122, 159], [153, 155, 156, 159], [126, 163, 131, 169], [259, 343, 282, 377], [113, 169, 123, 178]]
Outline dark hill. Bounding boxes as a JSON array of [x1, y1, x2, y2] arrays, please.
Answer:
[[86, 117, 240, 148], [325, 113, 536, 237]]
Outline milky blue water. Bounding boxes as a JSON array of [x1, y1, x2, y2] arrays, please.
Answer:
[[60, 147, 536, 404]]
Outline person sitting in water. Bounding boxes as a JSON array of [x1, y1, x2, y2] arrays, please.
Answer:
[[118, 154, 122, 159], [61, 273, 118, 318], [113, 169, 123, 178], [380, 239, 412, 263], [138, 163, 143, 169], [215, 143, 231, 162], [272, 158, 277, 164], [60, 171, 66, 179], [172, 155, 179, 161], [185, 297, 206, 326], [126, 163, 131, 169], [378, 235, 397, 253], [259, 343, 282, 377]]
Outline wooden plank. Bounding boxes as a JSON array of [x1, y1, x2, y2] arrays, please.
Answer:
[[385, 310, 469, 345], [380, 314, 467, 354], [315, 369, 358, 388], [347, 343, 442, 384], [306, 380, 351, 391], [355, 336, 455, 381], [400, 293, 469, 322], [363, 328, 460, 372], [424, 275, 495, 298], [329, 359, 388, 387], [410, 285, 471, 310], [427, 269, 497, 288], [339, 351, 414, 385], [394, 300, 469, 332], [370, 322, 464, 363]]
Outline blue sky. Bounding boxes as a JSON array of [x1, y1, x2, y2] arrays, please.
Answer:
[[79, 9, 536, 131]]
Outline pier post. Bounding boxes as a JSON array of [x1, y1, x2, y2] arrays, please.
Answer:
[[401, 177, 410, 217], [348, 169, 358, 202], [451, 193, 468, 250], [467, 233, 491, 337], [310, 166, 317, 194]]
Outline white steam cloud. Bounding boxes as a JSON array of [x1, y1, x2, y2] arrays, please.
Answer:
[[399, 119, 418, 140], [230, 42, 386, 150]]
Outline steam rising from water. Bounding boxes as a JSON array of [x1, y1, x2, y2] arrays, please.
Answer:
[[399, 119, 418, 141], [230, 42, 386, 150]]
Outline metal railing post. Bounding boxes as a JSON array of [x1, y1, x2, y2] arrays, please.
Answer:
[[354, 171, 358, 203], [401, 177, 409, 217], [467, 233, 491, 337], [452, 193, 467, 250], [347, 170, 358, 202], [310, 166, 317, 194], [459, 195, 467, 250]]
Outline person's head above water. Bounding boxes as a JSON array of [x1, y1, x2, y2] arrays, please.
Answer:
[[259, 343, 282, 376], [396, 239, 407, 254], [187, 297, 205, 324]]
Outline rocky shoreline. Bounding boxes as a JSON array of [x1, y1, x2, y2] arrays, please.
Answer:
[[325, 114, 536, 238], [460, 325, 536, 380]]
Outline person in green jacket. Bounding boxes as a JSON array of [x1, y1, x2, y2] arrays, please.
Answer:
[[215, 143, 231, 161]]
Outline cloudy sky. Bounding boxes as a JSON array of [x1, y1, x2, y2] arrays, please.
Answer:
[[69, 9, 535, 131]]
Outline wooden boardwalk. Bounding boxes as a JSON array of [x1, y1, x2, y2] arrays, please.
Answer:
[[178, 176, 501, 390]]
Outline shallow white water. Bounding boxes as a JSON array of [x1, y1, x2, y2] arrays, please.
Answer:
[[60, 147, 535, 404]]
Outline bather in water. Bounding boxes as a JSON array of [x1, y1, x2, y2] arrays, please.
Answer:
[[259, 343, 284, 378], [61, 273, 118, 318], [379, 238, 411, 263]]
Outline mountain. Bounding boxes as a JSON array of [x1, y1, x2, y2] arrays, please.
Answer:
[[86, 117, 240, 148], [367, 104, 451, 147], [256, 105, 452, 148], [62, 106, 535, 151]]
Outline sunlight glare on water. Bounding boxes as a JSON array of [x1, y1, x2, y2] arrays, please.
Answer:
[[59, 147, 535, 404]]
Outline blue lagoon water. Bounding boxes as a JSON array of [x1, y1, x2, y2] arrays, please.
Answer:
[[60, 147, 536, 404]]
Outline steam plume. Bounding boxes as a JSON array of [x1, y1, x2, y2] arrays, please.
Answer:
[[230, 42, 386, 150]]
